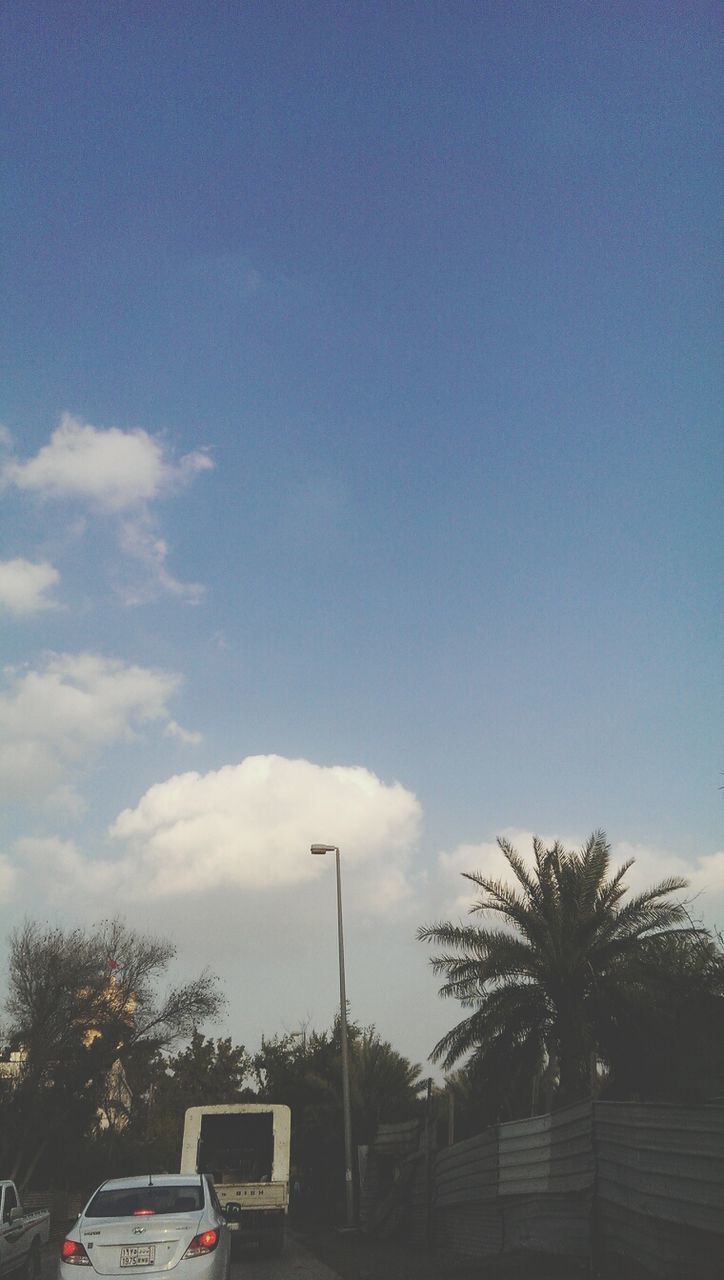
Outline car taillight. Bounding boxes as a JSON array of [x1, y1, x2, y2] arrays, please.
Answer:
[[183, 1230, 219, 1258], [61, 1240, 91, 1266], [133, 1209, 155, 1215]]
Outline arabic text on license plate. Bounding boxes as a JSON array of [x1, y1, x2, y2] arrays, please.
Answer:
[[120, 1247, 155, 1267]]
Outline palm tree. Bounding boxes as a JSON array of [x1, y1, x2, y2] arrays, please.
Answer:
[[418, 831, 707, 1107]]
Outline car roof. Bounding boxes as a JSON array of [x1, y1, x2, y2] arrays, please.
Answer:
[[93, 1175, 204, 1192]]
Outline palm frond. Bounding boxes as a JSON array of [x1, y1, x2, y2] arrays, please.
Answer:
[[607, 882, 689, 940], [464, 873, 551, 952], [596, 858, 635, 909], [417, 921, 489, 951], [497, 837, 542, 907], [577, 831, 611, 912]]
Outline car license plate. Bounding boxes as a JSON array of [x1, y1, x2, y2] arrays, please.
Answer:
[[120, 1247, 155, 1267]]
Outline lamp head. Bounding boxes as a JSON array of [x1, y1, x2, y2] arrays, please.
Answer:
[[310, 844, 338, 855]]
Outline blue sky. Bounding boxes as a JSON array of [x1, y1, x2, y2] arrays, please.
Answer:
[[1, 1, 721, 1072]]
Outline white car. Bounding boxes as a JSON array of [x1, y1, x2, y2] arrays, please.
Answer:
[[59, 1175, 231, 1280]]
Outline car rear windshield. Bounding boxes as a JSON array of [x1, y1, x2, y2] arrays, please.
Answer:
[[85, 1186, 204, 1218]]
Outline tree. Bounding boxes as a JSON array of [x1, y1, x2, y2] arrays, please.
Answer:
[[418, 831, 720, 1110], [596, 925, 724, 1102], [95, 1030, 255, 1178], [444, 1041, 540, 1134], [253, 1020, 423, 1221], [162, 1030, 252, 1107], [1, 918, 223, 1188], [353, 1025, 422, 1143]]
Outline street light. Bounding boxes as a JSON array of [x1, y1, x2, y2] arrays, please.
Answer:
[[310, 843, 355, 1228]]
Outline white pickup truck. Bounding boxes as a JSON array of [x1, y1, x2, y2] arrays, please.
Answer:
[[180, 1104, 291, 1255], [0, 1182, 50, 1280]]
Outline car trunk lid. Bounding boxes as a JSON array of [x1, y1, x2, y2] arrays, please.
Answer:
[[80, 1215, 202, 1274]]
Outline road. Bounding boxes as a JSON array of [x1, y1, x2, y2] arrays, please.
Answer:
[[41, 1237, 341, 1280], [228, 1239, 341, 1280]]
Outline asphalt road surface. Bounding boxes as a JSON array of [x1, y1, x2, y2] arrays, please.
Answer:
[[229, 1239, 341, 1280], [41, 1238, 341, 1280]]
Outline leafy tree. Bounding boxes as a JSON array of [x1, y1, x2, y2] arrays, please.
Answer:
[[354, 1025, 422, 1142], [254, 1020, 422, 1220], [253, 1027, 341, 1216], [597, 925, 724, 1101], [254, 1020, 422, 1139], [444, 1040, 541, 1135], [161, 1029, 252, 1107], [1, 918, 222, 1188], [138, 1031, 253, 1170], [418, 831, 720, 1109]]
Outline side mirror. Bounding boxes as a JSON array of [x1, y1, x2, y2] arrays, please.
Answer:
[[9, 1207, 24, 1223]]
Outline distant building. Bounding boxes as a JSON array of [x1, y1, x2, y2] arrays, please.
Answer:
[[96, 1057, 133, 1132], [0, 1049, 25, 1082]]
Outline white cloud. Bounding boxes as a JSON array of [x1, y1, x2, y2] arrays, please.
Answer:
[[164, 719, 203, 746], [0, 558, 59, 615], [116, 514, 205, 605], [15, 834, 86, 880], [21, 756, 422, 905], [13, 836, 122, 902], [0, 652, 184, 800], [2, 415, 214, 604], [691, 850, 724, 896], [44, 783, 88, 819], [611, 840, 724, 924], [3, 413, 213, 512]]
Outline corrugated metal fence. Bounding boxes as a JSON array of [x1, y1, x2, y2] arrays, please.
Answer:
[[434, 1102, 594, 1261], [498, 1101, 594, 1257], [595, 1102, 724, 1278], [435, 1127, 501, 1257], [368, 1101, 724, 1277]]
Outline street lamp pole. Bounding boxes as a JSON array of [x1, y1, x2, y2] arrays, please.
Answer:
[[311, 843, 355, 1228]]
